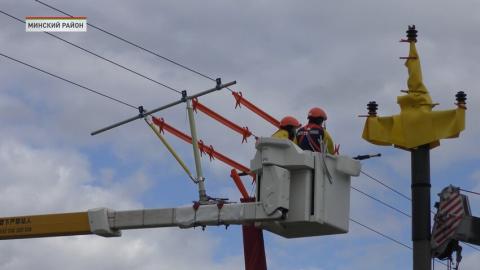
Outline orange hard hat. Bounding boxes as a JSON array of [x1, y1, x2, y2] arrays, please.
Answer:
[[279, 116, 301, 128], [308, 107, 327, 120]]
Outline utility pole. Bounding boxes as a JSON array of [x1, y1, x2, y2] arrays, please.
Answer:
[[361, 25, 466, 270], [411, 144, 431, 270]]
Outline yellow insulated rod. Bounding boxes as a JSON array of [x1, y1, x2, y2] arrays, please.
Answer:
[[145, 118, 195, 182], [0, 212, 91, 240]]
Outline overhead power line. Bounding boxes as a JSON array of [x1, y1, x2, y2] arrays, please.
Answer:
[[465, 243, 480, 252], [0, 9, 181, 94], [349, 217, 411, 250], [34, 0, 229, 90], [0, 52, 138, 110], [361, 170, 480, 254], [360, 170, 411, 201], [350, 218, 448, 268], [460, 188, 480, 197], [351, 186, 411, 218]]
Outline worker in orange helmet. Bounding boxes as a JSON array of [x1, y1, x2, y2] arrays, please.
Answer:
[[296, 107, 335, 154], [272, 116, 301, 144]]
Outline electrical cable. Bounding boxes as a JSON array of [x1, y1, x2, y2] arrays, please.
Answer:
[[0, 52, 138, 110], [349, 188, 450, 267], [361, 170, 441, 216], [349, 217, 412, 249], [465, 243, 480, 252], [349, 218, 449, 267], [0, 9, 181, 94], [351, 186, 411, 218], [361, 170, 480, 254], [34, 0, 233, 91], [360, 170, 411, 201], [460, 188, 480, 197]]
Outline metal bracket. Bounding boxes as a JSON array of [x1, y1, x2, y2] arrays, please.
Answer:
[[138, 106, 146, 118], [91, 80, 236, 136], [181, 90, 187, 102]]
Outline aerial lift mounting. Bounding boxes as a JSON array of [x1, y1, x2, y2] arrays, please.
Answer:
[[0, 138, 360, 240], [0, 76, 361, 270]]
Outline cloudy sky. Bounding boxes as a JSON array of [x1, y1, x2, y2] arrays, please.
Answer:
[[1, 0, 479, 269]]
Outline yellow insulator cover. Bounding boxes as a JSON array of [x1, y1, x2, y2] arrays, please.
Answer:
[[362, 42, 465, 150]]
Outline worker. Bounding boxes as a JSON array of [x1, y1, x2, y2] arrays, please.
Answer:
[[296, 107, 335, 154], [272, 116, 301, 143]]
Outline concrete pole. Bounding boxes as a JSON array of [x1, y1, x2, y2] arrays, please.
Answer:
[[411, 144, 432, 270]]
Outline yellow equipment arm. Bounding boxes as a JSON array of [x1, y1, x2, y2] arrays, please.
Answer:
[[0, 212, 91, 240]]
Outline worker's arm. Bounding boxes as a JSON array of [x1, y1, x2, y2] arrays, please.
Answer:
[[271, 129, 289, 140], [272, 129, 298, 145]]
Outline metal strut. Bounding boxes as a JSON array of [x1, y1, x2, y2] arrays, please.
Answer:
[[186, 97, 208, 202], [145, 117, 196, 183], [91, 80, 236, 136]]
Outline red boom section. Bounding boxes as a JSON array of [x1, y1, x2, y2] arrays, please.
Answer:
[[241, 197, 267, 270], [192, 99, 254, 143], [232, 91, 280, 128], [151, 116, 254, 179], [230, 169, 250, 199]]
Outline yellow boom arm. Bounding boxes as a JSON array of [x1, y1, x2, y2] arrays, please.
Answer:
[[0, 212, 91, 240]]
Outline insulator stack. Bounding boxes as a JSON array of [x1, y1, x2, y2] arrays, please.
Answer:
[[406, 25, 418, 42], [367, 101, 378, 116]]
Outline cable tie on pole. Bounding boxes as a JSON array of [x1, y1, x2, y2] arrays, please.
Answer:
[[192, 98, 199, 113], [152, 117, 166, 134], [193, 201, 200, 211], [206, 145, 215, 161], [242, 127, 252, 143], [233, 91, 243, 109], [198, 140, 205, 157]]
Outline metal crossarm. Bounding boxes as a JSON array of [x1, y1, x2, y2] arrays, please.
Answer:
[[91, 80, 236, 136]]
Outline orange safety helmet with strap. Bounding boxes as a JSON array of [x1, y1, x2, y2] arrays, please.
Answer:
[[279, 116, 301, 128], [308, 107, 327, 120]]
